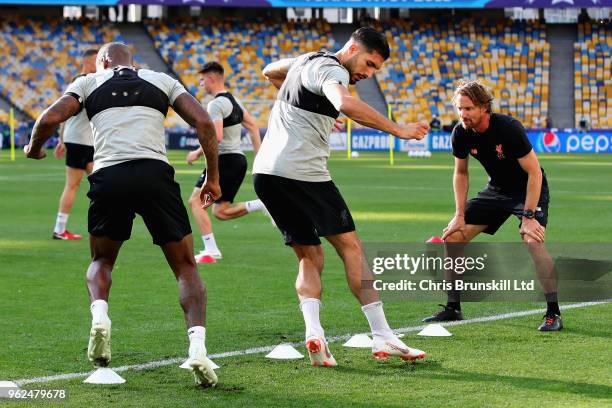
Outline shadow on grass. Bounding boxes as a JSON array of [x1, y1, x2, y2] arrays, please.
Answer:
[[418, 367, 612, 399]]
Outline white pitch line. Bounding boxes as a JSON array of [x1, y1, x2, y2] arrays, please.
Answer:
[[13, 299, 609, 386]]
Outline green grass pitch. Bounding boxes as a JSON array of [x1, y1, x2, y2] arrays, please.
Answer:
[[0, 150, 610, 407]]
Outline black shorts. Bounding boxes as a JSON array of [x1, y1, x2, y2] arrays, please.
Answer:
[[65, 142, 94, 170], [87, 159, 192, 246], [253, 173, 355, 246], [465, 184, 550, 235], [195, 153, 247, 203]]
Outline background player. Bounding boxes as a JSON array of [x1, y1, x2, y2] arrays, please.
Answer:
[[51, 48, 98, 240], [185, 61, 268, 263]]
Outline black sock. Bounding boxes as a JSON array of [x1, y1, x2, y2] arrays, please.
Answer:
[[446, 301, 461, 311], [447, 289, 461, 311], [545, 293, 560, 315]]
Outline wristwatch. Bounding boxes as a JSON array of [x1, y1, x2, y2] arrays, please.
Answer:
[[522, 209, 535, 219]]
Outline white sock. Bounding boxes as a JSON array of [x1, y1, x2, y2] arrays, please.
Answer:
[[54, 212, 69, 234], [188, 326, 206, 343], [202, 233, 219, 253], [90, 299, 109, 322], [300, 298, 325, 339], [245, 199, 266, 213], [361, 301, 395, 340]]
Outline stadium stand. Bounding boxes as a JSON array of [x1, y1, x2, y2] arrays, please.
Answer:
[[0, 15, 608, 135], [145, 18, 338, 130], [0, 17, 138, 121], [575, 21, 611, 130], [375, 18, 550, 129]]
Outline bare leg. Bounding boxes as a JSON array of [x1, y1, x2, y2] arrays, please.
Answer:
[[443, 225, 488, 305], [212, 201, 249, 221], [188, 188, 213, 236], [292, 244, 324, 301], [161, 234, 206, 328], [86, 235, 123, 302], [522, 230, 557, 301], [58, 166, 86, 214], [326, 231, 378, 305]]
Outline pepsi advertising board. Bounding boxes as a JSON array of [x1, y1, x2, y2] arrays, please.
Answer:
[[430, 130, 612, 154]]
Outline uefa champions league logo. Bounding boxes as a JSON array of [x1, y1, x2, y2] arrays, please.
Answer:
[[538, 131, 561, 153]]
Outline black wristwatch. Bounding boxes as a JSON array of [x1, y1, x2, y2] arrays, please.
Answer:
[[522, 209, 535, 219]]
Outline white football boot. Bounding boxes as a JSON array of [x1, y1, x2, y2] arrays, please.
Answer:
[[305, 335, 337, 367], [187, 342, 218, 387], [87, 314, 112, 367], [372, 335, 426, 361]]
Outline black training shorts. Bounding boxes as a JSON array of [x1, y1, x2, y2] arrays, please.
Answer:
[[253, 173, 355, 246], [195, 153, 247, 203], [65, 142, 94, 170], [465, 184, 550, 235], [87, 159, 192, 245]]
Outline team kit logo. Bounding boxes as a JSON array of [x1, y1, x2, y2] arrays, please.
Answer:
[[495, 144, 505, 159]]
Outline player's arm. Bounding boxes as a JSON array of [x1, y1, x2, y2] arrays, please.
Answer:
[[213, 119, 224, 143], [241, 108, 261, 155], [262, 58, 295, 90], [322, 83, 428, 140], [518, 150, 545, 242], [173, 92, 220, 206], [25, 95, 80, 160], [442, 157, 470, 240]]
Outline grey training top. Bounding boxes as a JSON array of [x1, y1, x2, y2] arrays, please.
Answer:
[[253, 52, 350, 182]]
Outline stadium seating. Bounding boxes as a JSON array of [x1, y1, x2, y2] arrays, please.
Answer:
[[375, 18, 549, 129], [575, 22, 611, 129], [0, 17, 136, 121], [145, 18, 337, 130]]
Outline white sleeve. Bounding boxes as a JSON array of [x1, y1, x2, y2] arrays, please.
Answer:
[[166, 77, 188, 104], [64, 76, 88, 105], [302, 62, 350, 96], [207, 98, 231, 121]]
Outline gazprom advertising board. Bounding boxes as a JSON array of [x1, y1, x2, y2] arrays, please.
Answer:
[[429, 130, 612, 154]]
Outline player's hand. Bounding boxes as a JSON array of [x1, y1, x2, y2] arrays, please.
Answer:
[[442, 215, 467, 241], [333, 117, 344, 131], [396, 122, 429, 140], [186, 149, 200, 165], [200, 180, 221, 209], [23, 144, 46, 160], [520, 218, 545, 243], [54, 141, 65, 159]]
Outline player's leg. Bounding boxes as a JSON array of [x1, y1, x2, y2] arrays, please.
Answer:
[[326, 231, 425, 361], [85, 235, 121, 367], [187, 186, 220, 262], [54, 143, 92, 240], [161, 235, 207, 328], [422, 224, 489, 322], [141, 161, 217, 386], [253, 173, 335, 366], [84, 161, 134, 368], [519, 204, 561, 331], [53, 166, 86, 240], [211, 153, 269, 222], [291, 242, 337, 366]]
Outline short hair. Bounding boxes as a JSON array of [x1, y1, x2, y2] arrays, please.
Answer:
[[351, 27, 390, 61], [82, 48, 98, 58], [96, 42, 132, 66], [453, 80, 494, 113], [199, 62, 224, 76]]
